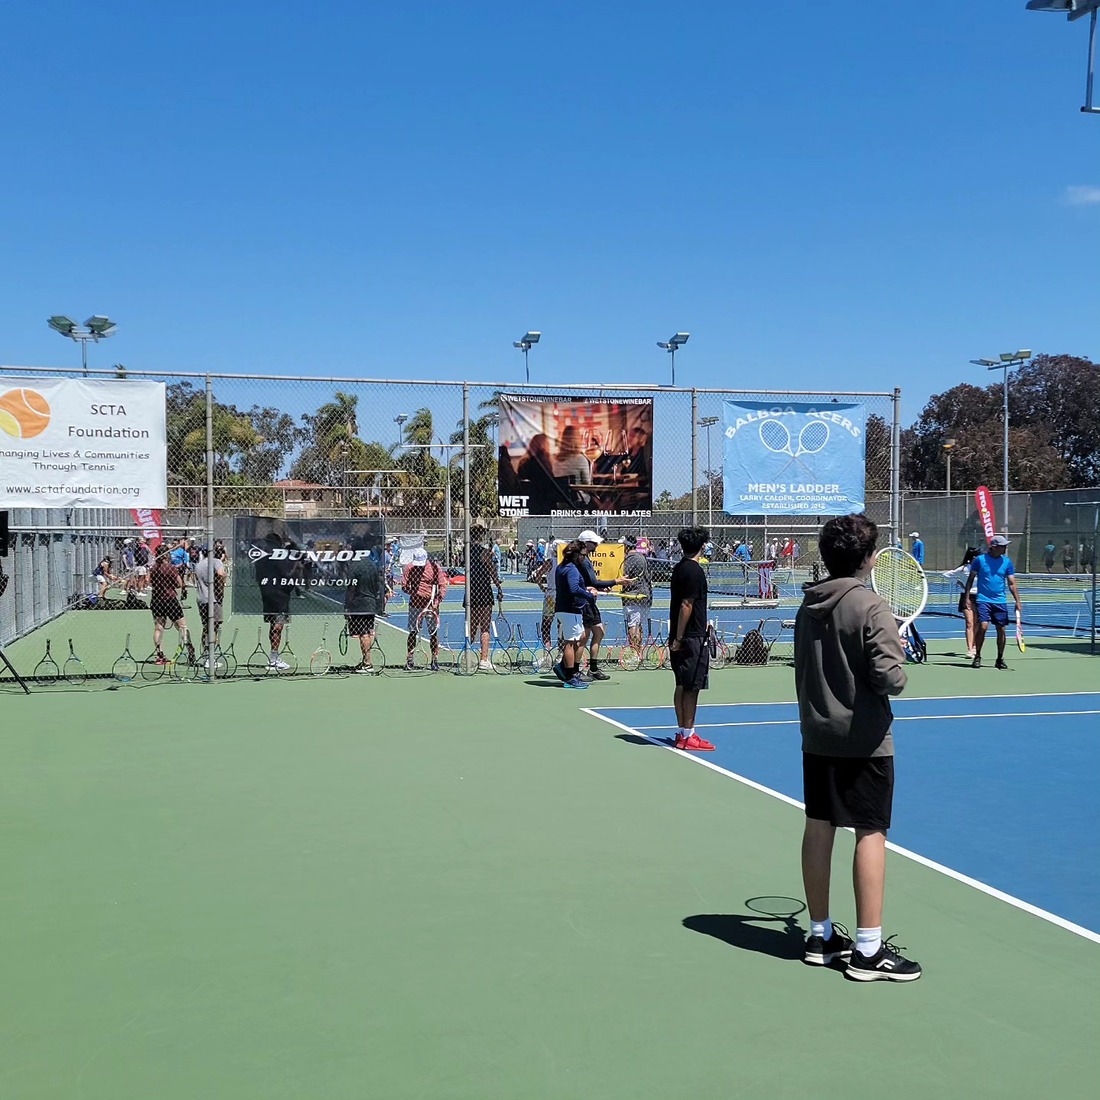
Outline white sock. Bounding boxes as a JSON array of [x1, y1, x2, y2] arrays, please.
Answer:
[[677, 727, 686, 738], [856, 927, 882, 957], [810, 918, 833, 941]]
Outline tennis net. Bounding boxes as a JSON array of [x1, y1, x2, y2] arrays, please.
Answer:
[[924, 572, 1097, 631]]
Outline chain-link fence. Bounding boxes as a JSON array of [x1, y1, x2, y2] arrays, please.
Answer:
[[0, 365, 900, 684]]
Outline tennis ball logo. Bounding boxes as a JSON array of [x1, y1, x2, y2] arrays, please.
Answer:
[[0, 388, 51, 439]]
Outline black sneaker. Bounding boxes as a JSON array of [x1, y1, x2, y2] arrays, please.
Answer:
[[995, 658, 1008, 670], [804, 923, 853, 967], [589, 668, 611, 681], [845, 937, 922, 983], [577, 670, 593, 683], [971, 655, 981, 669]]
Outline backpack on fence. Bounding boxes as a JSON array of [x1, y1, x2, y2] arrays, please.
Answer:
[[735, 628, 769, 666]]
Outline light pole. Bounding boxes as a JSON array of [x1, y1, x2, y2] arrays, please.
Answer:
[[1026, 0, 1100, 114], [698, 416, 719, 528], [513, 331, 540, 383], [657, 332, 690, 386], [970, 350, 1030, 535], [394, 413, 408, 447], [47, 315, 118, 377], [943, 437, 957, 495]]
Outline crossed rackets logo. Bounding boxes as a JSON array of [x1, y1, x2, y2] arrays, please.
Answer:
[[758, 418, 830, 458]]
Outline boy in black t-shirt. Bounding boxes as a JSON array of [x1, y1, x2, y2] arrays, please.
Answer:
[[669, 526, 714, 751]]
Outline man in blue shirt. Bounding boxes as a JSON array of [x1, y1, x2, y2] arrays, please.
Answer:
[[908, 532, 924, 566], [170, 538, 190, 599], [964, 536, 1021, 670]]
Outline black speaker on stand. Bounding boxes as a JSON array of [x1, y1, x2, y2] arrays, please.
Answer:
[[0, 511, 30, 693]]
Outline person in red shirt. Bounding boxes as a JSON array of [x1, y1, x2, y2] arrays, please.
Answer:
[[149, 544, 192, 664], [401, 548, 448, 671]]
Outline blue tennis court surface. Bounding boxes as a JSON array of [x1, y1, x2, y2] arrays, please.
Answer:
[[588, 693, 1100, 939]]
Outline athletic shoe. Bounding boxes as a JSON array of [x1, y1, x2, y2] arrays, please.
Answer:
[[269, 657, 291, 671], [589, 668, 611, 681], [405, 658, 415, 671], [563, 675, 589, 690], [353, 663, 374, 674], [971, 655, 981, 669], [995, 658, 1008, 670], [675, 733, 716, 751], [478, 660, 493, 672], [551, 662, 566, 682], [577, 670, 593, 683], [430, 661, 440, 672], [154, 653, 169, 666], [966, 647, 976, 658], [845, 937, 922, 983], [804, 924, 853, 967]]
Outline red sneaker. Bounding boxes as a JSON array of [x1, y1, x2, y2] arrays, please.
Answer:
[[675, 732, 715, 751]]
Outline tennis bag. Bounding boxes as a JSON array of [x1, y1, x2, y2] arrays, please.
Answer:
[[735, 628, 768, 665]]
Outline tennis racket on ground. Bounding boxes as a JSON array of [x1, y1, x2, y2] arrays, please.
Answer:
[[310, 624, 332, 676], [870, 547, 929, 664], [63, 638, 88, 685], [34, 640, 60, 681], [112, 633, 139, 682], [1015, 608, 1026, 653]]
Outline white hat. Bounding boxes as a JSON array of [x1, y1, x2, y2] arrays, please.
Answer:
[[412, 547, 428, 564], [908, 531, 920, 538], [578, 529, 602, 544]]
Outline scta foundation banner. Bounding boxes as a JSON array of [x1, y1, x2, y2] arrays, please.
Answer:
[[497, 396, 654, 518], [0, 379, 167, 509]]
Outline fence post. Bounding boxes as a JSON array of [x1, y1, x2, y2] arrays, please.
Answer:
[[463, 382, 471, 653], [691, 388, 699, 527], [205, 374, 216, 682], [890, 387, 902, 546]]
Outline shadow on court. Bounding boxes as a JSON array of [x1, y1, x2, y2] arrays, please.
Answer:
[[615, 733, 660, 747], [684, 897, 812, 963]]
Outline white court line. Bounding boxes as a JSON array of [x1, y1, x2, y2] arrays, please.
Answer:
[[632, 708, 1100, 731], [581, 707, 1100, 946], [607, 690, 1100, 712]]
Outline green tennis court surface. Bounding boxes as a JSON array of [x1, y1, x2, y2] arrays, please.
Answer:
[[2, 637, 1098, 1098]]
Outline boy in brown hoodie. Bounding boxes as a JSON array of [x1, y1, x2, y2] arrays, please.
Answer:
[[794, 513, 922, 982]]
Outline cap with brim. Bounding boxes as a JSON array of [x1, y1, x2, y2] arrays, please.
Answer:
[[989, 536, 1010, 547], [578, 529, 601, 544], [908, 531, 920, 537], [412, 548, 428, 563]]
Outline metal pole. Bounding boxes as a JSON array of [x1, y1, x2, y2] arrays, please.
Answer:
[[1086, 6, 1097, 111], [81, 339, 88, 379], [671, 348, 676, 387], [205, 375, 216, 682], [890, 388, 902, 547], [706, 423, 713, 529], [690, 389, 698, 527], [1002, 365, 1010, 537], [524, 348, 530, 384], [462, 382, 471, 652], [946, 452, 951, 496]]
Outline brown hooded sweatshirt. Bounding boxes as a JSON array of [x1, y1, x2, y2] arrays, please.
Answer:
[[794, 576, 908, 759]]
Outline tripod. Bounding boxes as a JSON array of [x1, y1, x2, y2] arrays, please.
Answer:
[[0, 563, 29, 694]]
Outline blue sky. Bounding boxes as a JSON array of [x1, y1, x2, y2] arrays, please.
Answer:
[[2, 1, 1097, 430]]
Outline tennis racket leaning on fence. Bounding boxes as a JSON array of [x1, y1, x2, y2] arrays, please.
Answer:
[[112, 633, 139, 682], [870, 547, 929, 664], [64, 638, 88, 685], [34, 640, 60, 682]]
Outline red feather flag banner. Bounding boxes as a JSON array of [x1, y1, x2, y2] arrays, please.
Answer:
[[975, 485, 996, 544]]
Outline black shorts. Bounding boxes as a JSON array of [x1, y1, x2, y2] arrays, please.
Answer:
[[670, 634, 709, 692], [346, 613, 375, 637], [803, 753, 894, 831], [151, 599, 184, 623], [581, 601, 603, 628]]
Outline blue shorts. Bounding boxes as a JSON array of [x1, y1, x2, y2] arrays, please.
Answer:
[[978, 602, 1009, 626]]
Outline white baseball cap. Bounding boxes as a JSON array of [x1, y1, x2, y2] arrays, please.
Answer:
[[908, 531, 920, 537], [412, 547, 428, 564], [578, 529, 601, 544]]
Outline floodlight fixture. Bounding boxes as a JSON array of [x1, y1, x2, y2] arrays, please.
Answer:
[[47, 313, 119, 376], [970, 358, 1000, 367], [513, 330, 541, 382], [84, 315, 118, 338], [1000, 349, 1032, 362], [657, 332, 690, 385], [973, 348, 1031, 537], [1026, 0, 1100, 113]]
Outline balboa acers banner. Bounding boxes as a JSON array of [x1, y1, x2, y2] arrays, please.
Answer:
[[723, 401, 866, 515], [497, 395, 654, 518], [232, 516, 386, 616], [0, 379, 167, 509]]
